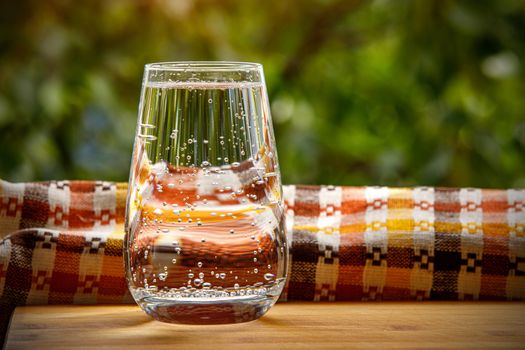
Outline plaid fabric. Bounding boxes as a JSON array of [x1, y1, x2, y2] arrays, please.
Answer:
[[283, 185, 524, 302], [0, 180, 130, 345], [1, 180, 524, 342]]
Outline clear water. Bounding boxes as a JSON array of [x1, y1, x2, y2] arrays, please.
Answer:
[[125, 81, 288, 324]]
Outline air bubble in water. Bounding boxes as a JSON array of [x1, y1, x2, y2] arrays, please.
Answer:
[[172, 258, 177, 264], [193, 278, 203, 286], [230, 229, 235, 234], [159, 272, 167, 281], [201, 161, 210, 167], [264, 273, 275, 281], [153, 208, 163, 215], [208, 98, 213, 103], [199, 272, 205, 279], [188, 273, 194, 278], [201, 238, 206, 243], [254, 268, 258, 273], [234, 283, 240, 289], [203, 282, 211, 288], [197, 261, 203, 268], [219, 273, 226, 279]]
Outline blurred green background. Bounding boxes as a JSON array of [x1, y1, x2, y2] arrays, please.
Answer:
[[1, 0, 524, 187]]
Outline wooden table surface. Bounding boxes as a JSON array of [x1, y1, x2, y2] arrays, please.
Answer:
[[5, 302, 525, 349]]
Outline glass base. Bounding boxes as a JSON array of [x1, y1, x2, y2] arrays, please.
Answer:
[[138, 294, 277, 324]]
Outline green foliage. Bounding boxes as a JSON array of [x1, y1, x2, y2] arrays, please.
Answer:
[[0, 0, 524, 187]]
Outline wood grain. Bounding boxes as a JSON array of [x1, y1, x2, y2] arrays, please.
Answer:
[[6, 302, 525, 349]]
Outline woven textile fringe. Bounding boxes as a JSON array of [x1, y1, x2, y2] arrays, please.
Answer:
[[1, 180, 524, 342]]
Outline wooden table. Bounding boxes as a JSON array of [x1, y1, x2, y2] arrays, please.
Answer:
[[5, 302, 525, 349]]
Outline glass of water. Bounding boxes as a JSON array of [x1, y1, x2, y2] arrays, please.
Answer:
[[124, 62, 288, 324]]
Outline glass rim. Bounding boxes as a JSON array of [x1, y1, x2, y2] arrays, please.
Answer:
[[145, 61, 263, 72]]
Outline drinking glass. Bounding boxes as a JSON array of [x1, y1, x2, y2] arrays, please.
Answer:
[[124, 61, 288, 324]]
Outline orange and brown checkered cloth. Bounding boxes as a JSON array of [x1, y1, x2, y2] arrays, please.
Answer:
[[1, 180, 524, 342]]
